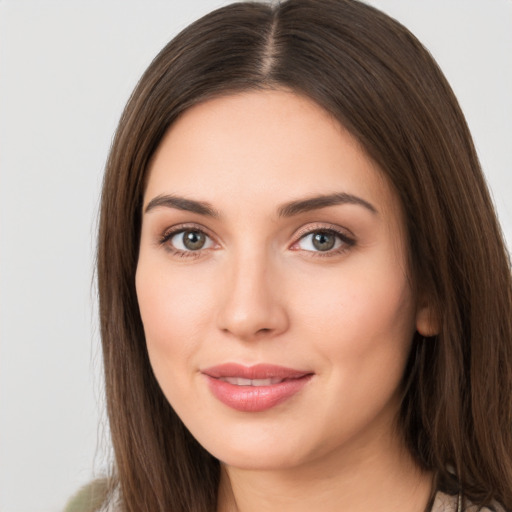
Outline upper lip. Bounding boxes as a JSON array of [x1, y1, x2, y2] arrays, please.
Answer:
[[201, 363, 312, 380]]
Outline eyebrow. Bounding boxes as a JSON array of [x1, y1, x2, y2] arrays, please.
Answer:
[[278, 192, 377, 217], [144, 191, 377, 218], [144, 194, 220, 217]]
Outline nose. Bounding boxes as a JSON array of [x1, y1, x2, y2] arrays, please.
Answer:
[[216, 251, 289, 341]]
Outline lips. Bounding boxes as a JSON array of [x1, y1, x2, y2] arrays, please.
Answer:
[[219, 377, 284, 386], [201, 363, 313, 412]]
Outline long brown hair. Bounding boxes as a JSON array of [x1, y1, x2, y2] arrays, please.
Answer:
[[97, 1, 512, 510]]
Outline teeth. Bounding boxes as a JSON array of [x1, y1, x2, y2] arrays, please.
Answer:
[[235, 377, 252, 386], [252, 378, 274, 386], [221, 377, 283, 386]]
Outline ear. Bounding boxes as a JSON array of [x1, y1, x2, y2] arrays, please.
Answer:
[[415, 300, 440, 337]]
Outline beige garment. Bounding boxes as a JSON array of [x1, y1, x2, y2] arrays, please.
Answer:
[[431, 491, 506, 512]]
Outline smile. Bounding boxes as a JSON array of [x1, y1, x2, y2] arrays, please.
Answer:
[[201, 363, 314, 412], [219, 377, 285, 386]]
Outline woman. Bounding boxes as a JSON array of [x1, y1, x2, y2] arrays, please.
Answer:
[[72, 0, 512, 510]]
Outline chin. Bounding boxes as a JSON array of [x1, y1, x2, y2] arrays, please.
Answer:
[[191, 423, 320, 471], [217, 447, 308, 471]]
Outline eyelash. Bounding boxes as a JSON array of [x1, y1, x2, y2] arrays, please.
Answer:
[[159, 223, 215, 259], [291, 224, 356, 257], [158, 223, 356, 259]]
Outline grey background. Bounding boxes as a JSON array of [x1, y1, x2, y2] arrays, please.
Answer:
[[1, 1, 510, 511]]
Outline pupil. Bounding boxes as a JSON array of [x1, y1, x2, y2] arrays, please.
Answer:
[[183, 231, 205, 250], [312, 232, 335, 251]]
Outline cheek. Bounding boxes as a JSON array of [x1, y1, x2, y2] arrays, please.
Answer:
[[294, 252, 415, 373], [287, 259, 415, 444], [135, 260, 216, 386]]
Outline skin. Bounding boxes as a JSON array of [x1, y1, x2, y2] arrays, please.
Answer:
[[136, 90, 436, 512]]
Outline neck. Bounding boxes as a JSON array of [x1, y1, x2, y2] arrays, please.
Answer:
[[217, 430, 433, 512]]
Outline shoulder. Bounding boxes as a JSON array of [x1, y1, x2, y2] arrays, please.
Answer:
[[431, 491, 508, 512], [63, 478, 116, 512]]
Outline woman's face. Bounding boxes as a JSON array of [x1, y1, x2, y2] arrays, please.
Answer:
[[136, 90, 432, 471]]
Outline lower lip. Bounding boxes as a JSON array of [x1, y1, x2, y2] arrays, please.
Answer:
[[204, 375, 313, 412]]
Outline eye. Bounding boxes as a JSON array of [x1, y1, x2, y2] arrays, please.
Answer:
[[165, 229, 215, 252], [297, 230, 341, 252], [293, 228, 355, 254]]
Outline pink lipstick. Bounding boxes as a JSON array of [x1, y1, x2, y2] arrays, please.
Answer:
[[202, 363, 313, 412]]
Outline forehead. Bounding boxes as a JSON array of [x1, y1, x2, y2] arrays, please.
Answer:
[[144, 89, 398, 220]]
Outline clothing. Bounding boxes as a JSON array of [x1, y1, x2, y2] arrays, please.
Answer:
[[64, 481, 506, 512], [63, 479, 110, 512], [431, 491, 507, 512]]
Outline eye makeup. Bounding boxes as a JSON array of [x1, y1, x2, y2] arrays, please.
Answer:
[[156, 220, 356, 260]]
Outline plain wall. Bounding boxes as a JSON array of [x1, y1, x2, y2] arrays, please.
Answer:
[[0, 1, 510, 511]]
